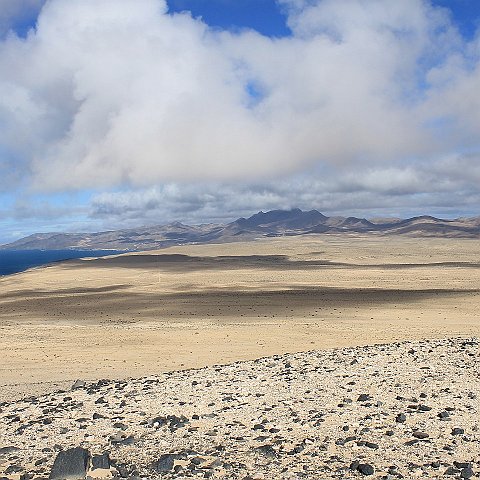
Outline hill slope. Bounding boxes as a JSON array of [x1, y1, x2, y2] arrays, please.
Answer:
[[1, 209, 479, 250]]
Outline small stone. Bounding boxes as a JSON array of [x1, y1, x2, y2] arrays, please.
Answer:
[[418, 404, 432, 412], [451, 427, 464, 435], [396, 413, 406, 423], [113, 422, 127, 430], [91, 453, 110, 470], [460, 467, 474, 479], [0, 446, 20, 457], [255, 445, 276, 458], [412, 431, 429, 439], [109, 433, 134, 445], [350, 461, 360, 471], [155, 454, 177, 473], [149, 416, 167, 428], [357, 394, 371, 402], [444, 466, 460, 475], [357, 463, 375, 476]]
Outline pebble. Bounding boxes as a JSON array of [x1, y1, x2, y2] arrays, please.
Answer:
[[0, 337, 477, 480]]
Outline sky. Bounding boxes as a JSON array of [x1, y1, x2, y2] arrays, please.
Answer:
[[0, 0, 479, 243]]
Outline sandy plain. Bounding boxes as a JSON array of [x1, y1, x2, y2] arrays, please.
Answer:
[[0, 234, 479, 402]]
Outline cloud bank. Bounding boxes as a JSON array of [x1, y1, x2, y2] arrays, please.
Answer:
[[89, 153, 480, 226], [0, 0, 479, 194]]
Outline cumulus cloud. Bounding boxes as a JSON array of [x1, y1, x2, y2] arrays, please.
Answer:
[[0, 0, 479, 194]]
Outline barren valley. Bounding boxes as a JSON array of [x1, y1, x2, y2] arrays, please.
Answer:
[[0, 235, 478, 402]]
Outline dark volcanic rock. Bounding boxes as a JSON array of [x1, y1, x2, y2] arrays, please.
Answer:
[[412, 431, 429, 439], [444, 466, 460, 475], [0, 446, 19, 457], [460, 467, 474, 479], [255, 444, 277, 458], [395, 413, 406, 423], [357, 394, 371, 402], [155, 454, 178, 473], [0, 337, 478, 480], [357, 463, 375, 475], [91, 453, 110, 470], [49, 447, 90, 480]]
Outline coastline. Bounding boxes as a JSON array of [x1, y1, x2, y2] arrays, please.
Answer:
[[1, 235, 479, 403], [0, 249, 127, 277]]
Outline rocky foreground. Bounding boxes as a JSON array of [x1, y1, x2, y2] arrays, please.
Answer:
[[0, 338, 479, 480]]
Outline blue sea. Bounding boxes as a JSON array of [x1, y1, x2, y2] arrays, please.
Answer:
[[0, 250, 124, 276]]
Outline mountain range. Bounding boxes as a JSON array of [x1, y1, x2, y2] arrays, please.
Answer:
[[1, 209, 479, 251]]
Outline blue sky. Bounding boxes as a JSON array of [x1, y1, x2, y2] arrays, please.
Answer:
[[433, 0, 480, 38], [0, 0, 480, 243], [166, 0, 480, 39], [5, 0, 480, 39], [167, 0, 291, 37]]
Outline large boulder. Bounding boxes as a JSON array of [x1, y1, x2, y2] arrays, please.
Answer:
[[49, 447, 90, 480]]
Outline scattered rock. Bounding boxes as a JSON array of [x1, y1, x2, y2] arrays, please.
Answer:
[[0, 338, 477, 480]]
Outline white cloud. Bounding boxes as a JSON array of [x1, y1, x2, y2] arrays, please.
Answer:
[[89, 153, 480, 227], [2, 152, 478, 243], [0, 0, 479, 196]]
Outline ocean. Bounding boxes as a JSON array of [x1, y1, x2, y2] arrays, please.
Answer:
[[0, 250, 124, 276]]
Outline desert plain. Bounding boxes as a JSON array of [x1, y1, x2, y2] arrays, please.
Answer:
[[0, 234, 478, 402]]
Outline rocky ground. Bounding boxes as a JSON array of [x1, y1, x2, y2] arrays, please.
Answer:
[[0, 337, 478, 480]]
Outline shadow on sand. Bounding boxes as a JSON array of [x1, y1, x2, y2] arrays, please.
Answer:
[[1, 285, 478, 321], [65, 254, 480, 272]]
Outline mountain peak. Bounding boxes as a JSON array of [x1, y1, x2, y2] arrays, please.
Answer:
[[1, 209, 478, 251], [232, 208, 328, 231]]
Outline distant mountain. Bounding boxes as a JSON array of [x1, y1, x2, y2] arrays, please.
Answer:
[[1, 209, 479, 251]]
